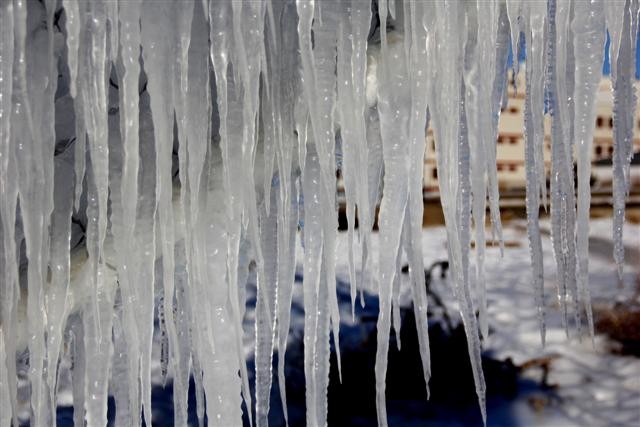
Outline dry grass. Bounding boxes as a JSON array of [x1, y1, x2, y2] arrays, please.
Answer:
[[595, 300, 640, 356]]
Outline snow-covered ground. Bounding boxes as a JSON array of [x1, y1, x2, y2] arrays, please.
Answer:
[[242, 216, 640, 426], [321, 216, 640, 426], [475, 218, 640, 426]]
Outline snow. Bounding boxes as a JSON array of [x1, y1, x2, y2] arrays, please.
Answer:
[[327, 217, 640, 426]]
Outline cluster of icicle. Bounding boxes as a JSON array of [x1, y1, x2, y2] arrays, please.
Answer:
[[0, 0, 638, 426]]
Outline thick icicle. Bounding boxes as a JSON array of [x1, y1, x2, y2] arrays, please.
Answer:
[[572, 0, 605, 341], [461, 1, 484, 341], [524, 46, 546, 345], [403, 0, 432, 394], [209, 2, 254, 419], [0, 2, 19, 422], [113, 0, 144, 422], [82, 257, 117, 426], [429, 1, 487, 423], [264, 2, 302, 422], [111, 307, 131, 427], [79, 2, 110, 362], [13, 0, 58, 422], [63, 0, 80, 98], [121, 83, 157, 426], [44, 147, 75, 421], [373, 28, 411, 427], [297, 3, 343, 422], [141, 2, 196, 423], [302, 141, 323, 427]]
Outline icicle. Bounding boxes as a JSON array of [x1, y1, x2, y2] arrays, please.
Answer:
[[113, 0, 143, 423], [429, 1, 487, 423], [337, 18, 360, 317], [365, 104, 384, 307], [171, 2, 195, 424], [275, 176, 299, 427], [522, 0, 548, 345], [13, 0, 59, 422], [609, 0, 638, 283], [83, 264, 117, 426], [540, 0, 556, 343], [111, 305, 131, 427], [63, 0, 80, 98], [209, 2, 254, 420], [79, 2, 110, 362], [373, 28, 411, 427], [70, 318, 86, 427], [572, 0, 605, 341], [44, 146, 75, 420], [0, 334, 11, 426], [265, 3, 302, 423], [547, 0, 578, 337], [140, 2, 193, 423], [122, 85, 156, 426], [463, 0, 496, 340], [63, 0, 86, 213], [196, 142, 244, 425], [350, 0, 375, 310], [297, 3, 343, 421], [523, 1, 548, 215], [403, 0, 432, 395], [230, 0, 272, 341], [255, 185, 278, 426], [391, 227, 404, 350], [302, 141, 323, 427], [335, 0, 374, 321], [486, 1, 507, 260], [104, 1, 118, 64], [506, 0, 523, 77], [524, 37, 546, 346], [313, 260, 332, 427], [0, 2, 19, 422], [296, 0, 336, 202]]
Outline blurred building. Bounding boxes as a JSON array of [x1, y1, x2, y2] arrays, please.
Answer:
[[423, 73, 640, 194]]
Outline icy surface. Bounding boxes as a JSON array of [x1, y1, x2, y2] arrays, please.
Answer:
[[0, 1, 637, 426]]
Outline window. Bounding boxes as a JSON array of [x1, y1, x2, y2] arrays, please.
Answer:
[[596, 116, 603, 127], [509, 165, 517, 172], [509, 137, 518, 145], [432, 168, 438, 179], [497, 135, 504, 144], [608, 117, 613, 128], [608, 146, 614, 156], [509, 106, 518, 114], [595, 145, 602, 156], [497, 164, 504, 172]]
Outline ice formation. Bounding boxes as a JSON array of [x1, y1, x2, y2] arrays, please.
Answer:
[[0, 0, 638, 426]]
